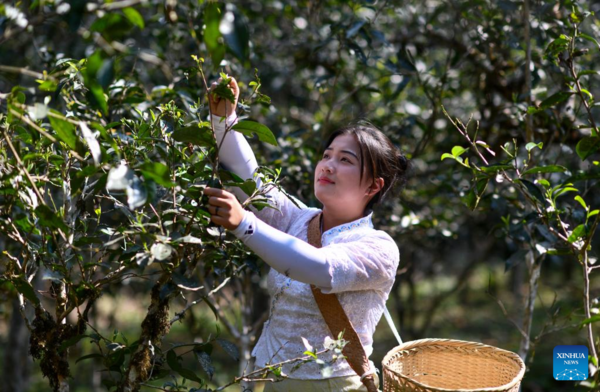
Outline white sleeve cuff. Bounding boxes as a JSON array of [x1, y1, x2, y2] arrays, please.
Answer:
[[231, 210, 255, 240], [212, 113, 239, 135]]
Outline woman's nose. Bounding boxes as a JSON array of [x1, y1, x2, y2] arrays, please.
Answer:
[[322, 161, 334, 173]]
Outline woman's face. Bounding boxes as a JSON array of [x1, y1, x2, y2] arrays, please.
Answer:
[[314, 133, 375, 212]]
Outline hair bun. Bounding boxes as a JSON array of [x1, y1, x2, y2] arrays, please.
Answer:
[[397, 152, 409, 173], [395, 152, 411, 190]]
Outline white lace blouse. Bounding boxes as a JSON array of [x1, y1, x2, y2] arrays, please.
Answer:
[[238, 188, 399, 379]]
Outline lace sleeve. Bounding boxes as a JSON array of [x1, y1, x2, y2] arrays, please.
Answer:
[[319, 232, 400, 294]]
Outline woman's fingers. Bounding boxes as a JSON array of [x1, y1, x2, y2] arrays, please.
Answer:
[[208, 77, 238, 117], [228, 77, 239, 96], [204, 186, 244, 230], [204, 186, 228, 198], [205, 187, 233, 208]]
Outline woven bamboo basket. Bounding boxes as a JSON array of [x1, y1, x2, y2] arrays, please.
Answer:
[[382, 339, 525, 392]]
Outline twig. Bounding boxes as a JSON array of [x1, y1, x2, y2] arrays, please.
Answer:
[[487, 292, 529, 341], [582, 251, 599, 363], [567, 54, 599, 135], [0, 65, 57, 81], [3, 129, 46, 208], [8, 108, 85, 161], [169, 293, 206, 325], [149, 204, 165, 236], [198, 277, 240, 339], [213, 347, 335, 391], [523, 0, 533, 143]]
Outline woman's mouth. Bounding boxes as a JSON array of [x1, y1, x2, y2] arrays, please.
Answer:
[[318, 178, 335, 184]]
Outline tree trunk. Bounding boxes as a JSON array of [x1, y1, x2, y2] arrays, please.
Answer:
[[4, 298, 33, 392], [118, 273, 175, 392], [518, 251, 542, 361], [239, 275, 254, 392]]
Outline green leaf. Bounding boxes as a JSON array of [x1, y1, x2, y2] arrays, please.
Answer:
[[84, 52, 109, 115], [35, 205, 69, 233], [212, 78, 235, 103], [140, 162, 175, 187], [462, 178, 488, 211], [167, 350, 203, 384], [553, 187, 578, 199], [579, 33, 600, 50], [588, 209, 599, 219], [525, 142, 543, 152], [544, 35, 571, 62], [59, 334, 89, 353], [87, 83, 108, 116], [517, 179, 545, 203], [576, 137, 600, 160], [85, 51, 103, 80], [12, 277, 40, 305], [203, 2, 225, 67], [480, 164, 512, 174], [568, 224, 588, 243], [538, 178, 551, 188], [538, 92, 574, 111], [546, 248, 572, 256], [304, 351, 318, 359], [451, 146, 467, 157], [269, 365, 282, 377], [172, 125, 215, 147], [166, 349, 180, 370], [37, 79, 58, 92], [233, 121, 277, 146], [441, 153, 455, 161], [581, 88, 594, 101], [76, 353, 103, 364], [123, 7, 144, 29], [49, 110, 77, 150], [522, 165, 566, 175], [216, 339, 239, 361], [239, 179, 257, 196], [89, 12, 133, 42], [194, 350, 214, 379], [574, 195, 588, 210], [505, 249, 528, 272]]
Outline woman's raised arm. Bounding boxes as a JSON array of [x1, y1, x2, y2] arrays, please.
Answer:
[[208, 77, 304, 232]]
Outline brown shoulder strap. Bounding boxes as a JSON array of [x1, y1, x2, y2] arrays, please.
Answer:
[[307, 212, 378, 392]]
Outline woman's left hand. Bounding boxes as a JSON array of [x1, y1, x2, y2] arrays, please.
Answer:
[[204, 187, 246, 230]]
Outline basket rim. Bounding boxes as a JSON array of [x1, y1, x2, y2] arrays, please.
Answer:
[[382, 338, 526, 392]]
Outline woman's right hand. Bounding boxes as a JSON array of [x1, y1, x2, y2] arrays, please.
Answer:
[[209, 76, 239, 117]]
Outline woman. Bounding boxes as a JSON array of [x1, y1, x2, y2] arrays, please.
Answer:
[[203, 77, 409, 392]]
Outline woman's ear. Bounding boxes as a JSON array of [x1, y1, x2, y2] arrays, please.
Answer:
[[366, 177, 384, 196]]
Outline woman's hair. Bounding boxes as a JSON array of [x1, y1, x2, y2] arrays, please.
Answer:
[[323, 121, 411, 214]]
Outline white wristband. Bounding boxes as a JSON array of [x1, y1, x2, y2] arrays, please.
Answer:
[[230, 210, 256, 240]]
